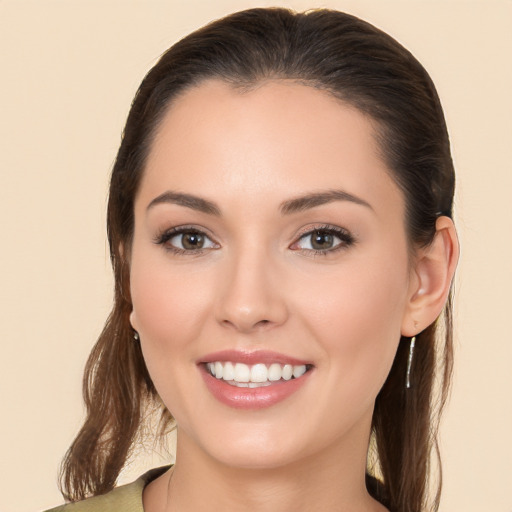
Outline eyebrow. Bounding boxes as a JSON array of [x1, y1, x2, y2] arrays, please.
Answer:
[[147, 191, 221, 216], [146, 188, 372, 216], [280, 189, 373, 214]]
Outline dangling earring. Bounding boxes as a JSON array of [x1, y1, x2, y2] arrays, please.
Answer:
[[133, 330, 140, 341], [405, 336, 416, 389]]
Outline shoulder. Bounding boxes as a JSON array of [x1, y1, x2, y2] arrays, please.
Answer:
[[43, 466, 171, 512]]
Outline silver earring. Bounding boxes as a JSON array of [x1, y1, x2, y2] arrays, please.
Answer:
[[133, 331, 140, 341], [405, 336, 416, 389]]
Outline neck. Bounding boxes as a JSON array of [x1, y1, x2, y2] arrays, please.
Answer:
[[144, 425, 388, 512]]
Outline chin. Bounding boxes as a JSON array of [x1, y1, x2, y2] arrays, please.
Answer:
[[180, 420, 311, 471]]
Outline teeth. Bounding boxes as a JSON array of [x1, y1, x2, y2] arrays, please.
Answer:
[[214, 361, 223, 379], [206, 361, 308, 384], [248, 381, 272, 388], [293, 364, 306, 378], [268, 363, 282, 381], [223, 361, 235, 380], [282, 364, 293, 381], [250, 363, 268, 382], [234, 362, 250, 382]]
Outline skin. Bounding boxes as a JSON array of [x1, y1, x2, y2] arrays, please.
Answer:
[[129, 80, 458, 512]]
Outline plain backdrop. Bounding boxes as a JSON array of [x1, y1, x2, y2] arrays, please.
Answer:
[[1, 1, 511, 511]]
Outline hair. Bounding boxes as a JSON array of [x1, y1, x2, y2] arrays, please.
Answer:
[[60, 8, 455, 512]]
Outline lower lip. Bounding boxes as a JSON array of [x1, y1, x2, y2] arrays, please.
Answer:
[[200, 366, 312, 410]]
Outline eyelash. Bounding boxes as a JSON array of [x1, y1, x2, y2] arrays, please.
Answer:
[[291, 224, 355, 257], [154, 224, 355, 256], [154, 225, 219, 255]]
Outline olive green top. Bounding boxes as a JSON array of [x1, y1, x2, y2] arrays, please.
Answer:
[[44, 466, 170, 512]]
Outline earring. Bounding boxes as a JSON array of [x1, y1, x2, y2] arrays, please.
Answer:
[[405, 336, 416, 389], [133, 331, 140, 341]]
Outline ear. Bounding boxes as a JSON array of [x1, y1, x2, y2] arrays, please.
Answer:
[[119, 242, 137, 329], [401, 216, 459, 336], [119, 241, 129, 262], [129, 310, 139, 332]]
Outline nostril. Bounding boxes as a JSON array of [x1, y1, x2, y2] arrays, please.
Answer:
[[221, 318, 273, 332], [255, 319, 271, 328]]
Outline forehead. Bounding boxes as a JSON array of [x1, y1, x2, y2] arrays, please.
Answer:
[[140, 79, 403, 217]]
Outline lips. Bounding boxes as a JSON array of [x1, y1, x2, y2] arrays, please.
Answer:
[[200, 349, 311, 366], [198, 350, 313, 409]]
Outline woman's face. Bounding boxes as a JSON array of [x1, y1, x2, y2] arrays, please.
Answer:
[[130, 80, 417, 469]]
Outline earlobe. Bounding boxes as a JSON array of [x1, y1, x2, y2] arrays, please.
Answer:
[[402, 216, 459, 336], [129, 310, 138, 332]]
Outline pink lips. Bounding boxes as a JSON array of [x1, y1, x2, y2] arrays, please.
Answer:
[[199, 349, 310, 366], [198, 350, 313, 410]]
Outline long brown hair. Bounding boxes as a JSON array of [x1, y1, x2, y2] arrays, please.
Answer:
[[60, 8, 455, 512]]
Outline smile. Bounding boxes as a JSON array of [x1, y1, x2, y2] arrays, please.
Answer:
[[206, 361, 309, 387], [199, 351, 314, 409]]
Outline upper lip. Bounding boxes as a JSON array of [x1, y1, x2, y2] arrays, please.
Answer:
[[198, 349, 312, 366]]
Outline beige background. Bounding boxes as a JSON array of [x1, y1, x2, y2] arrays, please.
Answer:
[[1, 1, 511, 511]]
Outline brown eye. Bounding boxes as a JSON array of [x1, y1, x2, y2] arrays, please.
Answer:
[[291, 226, 354, 254], [310, 230, 335, 250], [181, 232, 205, 250], [158, 228, 218, 253]]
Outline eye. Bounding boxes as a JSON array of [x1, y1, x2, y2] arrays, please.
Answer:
[[170, 230, 213, 250], [155, 227, 219, 254], [291, 226, 354, 254]]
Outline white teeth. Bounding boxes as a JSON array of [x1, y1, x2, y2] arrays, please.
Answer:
[[268, 363, 282, 381], [282, 364, 293, 381], [248, 381, 272, 388], [293, 364, 307, 378], [234, 362, 250, 382], [214, 361, 223, 379], [250, 363, 268, 382], [206, 361, 308, 384], [222, 361, 235, 381]]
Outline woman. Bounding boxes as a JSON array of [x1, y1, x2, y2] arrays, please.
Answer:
[[48, 7, 458, 512]]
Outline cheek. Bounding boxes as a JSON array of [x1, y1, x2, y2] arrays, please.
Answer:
[[128, 255, 219, 420], [130, 256, 213, 350], [129, 256, 214, 422], [300, 254, 410, 392]]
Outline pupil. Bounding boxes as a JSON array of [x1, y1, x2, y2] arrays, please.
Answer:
[[311, 231, 333, 250], [183, 232, 204, 250]]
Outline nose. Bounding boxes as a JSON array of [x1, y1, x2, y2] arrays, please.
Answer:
[[214, 246, 288, 333]]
